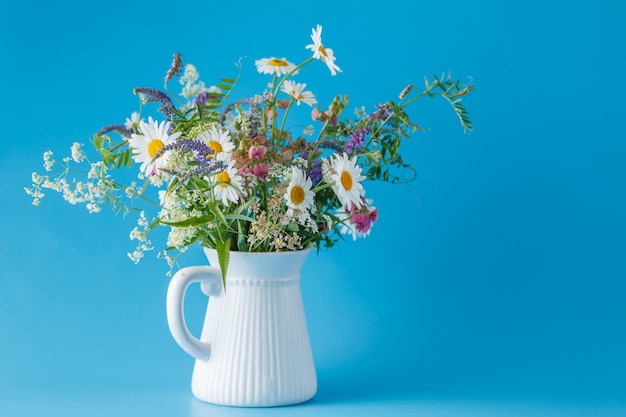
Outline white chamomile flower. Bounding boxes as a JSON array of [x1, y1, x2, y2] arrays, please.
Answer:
[[125, 111, 141, 130], [305, 24, 342, 76], [254, 57, 298, 76], [281, 80, 318, 107], [284, 166, 315, 216], [329, 153, 366, 209], [213, 154, 243, 206], [197, 124, 234, 157], [128, 117, 181, 176]]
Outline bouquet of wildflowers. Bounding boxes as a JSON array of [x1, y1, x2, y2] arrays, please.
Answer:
[[26, 25, 474, 282]]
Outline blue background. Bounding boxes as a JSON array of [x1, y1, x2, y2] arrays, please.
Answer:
[[1, 0, 625, 416]]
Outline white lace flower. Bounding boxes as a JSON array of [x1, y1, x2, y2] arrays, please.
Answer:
[[128, 116, 181, 176], [305, 24, 342, 76], [281, 80, 317, 106], [43, 151, 54, 172], [179, 64, 207, 102], [255, 57, 298, 76], [70, 142, 85, 163]]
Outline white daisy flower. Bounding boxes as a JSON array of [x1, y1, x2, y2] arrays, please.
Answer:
[[329, 153, 366, 209], [197, 124, 234, 158], [305, 24, 342, 76], [128, 116, 181, 176], [284, 166, 315, 219], [124, 111, 141, 130], [255, 57, 298, 76], [213, 154, 243, 206], [281, 80, 318, 107]]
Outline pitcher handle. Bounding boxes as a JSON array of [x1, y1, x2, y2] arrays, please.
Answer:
[[166, 266, 223, 361]]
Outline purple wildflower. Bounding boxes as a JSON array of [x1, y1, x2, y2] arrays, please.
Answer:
[[155, 137, 224, 181], [96, 124, 133, 138], [166, 163, 225, 183], [134, 87, 177, 120], [317, 139, 343, 152], [371, 103, 393, 121], [195, 91, 218, 107], [308, 162, 323, 186], [345, 125, 371, 154], [164, 52, 183, 83]]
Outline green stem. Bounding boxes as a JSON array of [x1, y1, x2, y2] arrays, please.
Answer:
[[261, 74, 278, 133], [272, 57, 314, 98], [164, 84, 186, 108], [305, 114, 334, 164], [270, 57, 314, 143], [311, 182, 334, 194], [279, 100, 295, 139], [366, 106, 395, 147], [398, 90, 428, 109]]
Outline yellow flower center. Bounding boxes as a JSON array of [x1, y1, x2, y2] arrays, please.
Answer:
[[216, 171, 230, 188], [340, 170, 353, 191], [290, 185, 305, 205], [290, 89, 302, 100], [148, 139, 164, 158], [318, 45, 328, 58], [208, 140, 222, 157], [269, 58, 288, 67]]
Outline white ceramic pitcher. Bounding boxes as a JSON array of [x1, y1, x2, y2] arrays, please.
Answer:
[[166, 247, 317, 407]]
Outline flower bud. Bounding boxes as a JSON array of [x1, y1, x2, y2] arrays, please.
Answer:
[[276, 99, 290, 109]]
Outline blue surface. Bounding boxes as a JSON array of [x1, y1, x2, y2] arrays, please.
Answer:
[[2, 0, 626, 415]]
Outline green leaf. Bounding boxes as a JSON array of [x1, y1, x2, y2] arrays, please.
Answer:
[[208, 202, 228, 227], [93, 135, 105, 150], [216, 238, 230, 290], [224, 213, 255, 222], [158, 215, 214, 227]]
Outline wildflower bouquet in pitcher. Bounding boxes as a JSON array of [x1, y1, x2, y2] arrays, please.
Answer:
[[26, 25, 474, 284]]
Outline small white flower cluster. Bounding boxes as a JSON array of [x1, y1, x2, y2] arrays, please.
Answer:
[[166, 227, 196, 251], [180, 64, 205, 100], [127, 211, 154, 264], [43, 151, 55, 171], [178, 64, 221, 110], [354, 106, 367, 119], [25, 144, 109, 214], [71, 142, 86, 163], [291, 156, 308, 170], [157, 188, 204, 251]]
